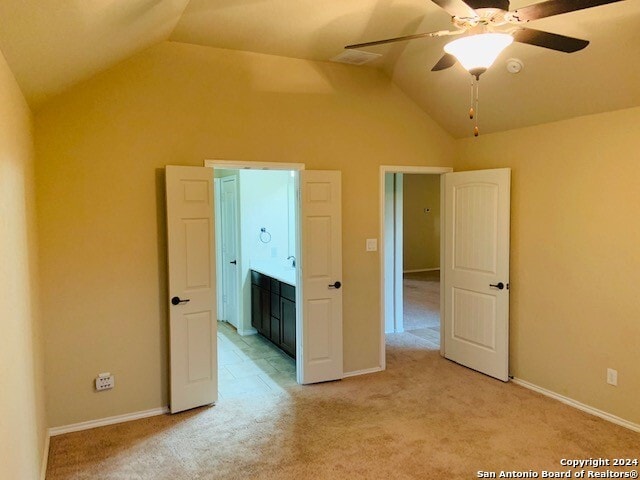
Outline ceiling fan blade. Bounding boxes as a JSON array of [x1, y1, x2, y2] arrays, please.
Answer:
[[345, 30, 457, 49], [512, 28, 589, 52], [511, 0, 624, 22], [431, 53, 457, 71], [431, 0, 477, 18]]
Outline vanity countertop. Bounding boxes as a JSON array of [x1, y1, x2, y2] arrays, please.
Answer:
[[250, 259, 296, 286]]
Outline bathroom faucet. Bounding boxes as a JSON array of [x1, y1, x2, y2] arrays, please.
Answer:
[[287, 256, 296, 268]]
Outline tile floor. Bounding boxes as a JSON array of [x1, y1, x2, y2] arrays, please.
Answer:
[[403, 270, 440, 349], [217, 321, 297, 399]]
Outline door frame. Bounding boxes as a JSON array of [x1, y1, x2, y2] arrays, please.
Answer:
[[378, 165, 452, 370], [204, 159, 306, 381]]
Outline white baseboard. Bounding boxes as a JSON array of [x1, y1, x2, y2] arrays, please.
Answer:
[[384, 328, 404, 334], [343, 366, 384, 378], [403, 268, 440, 273], [49, 406, 169, 437], [511, 378, 640, 433], [40, 431, 50, 480], [238, 327, 257, 336]]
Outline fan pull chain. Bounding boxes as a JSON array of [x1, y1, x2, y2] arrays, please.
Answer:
[[474, 78, 480, 137], [468, 75, 480, 136], [469, 76, 475, 120]]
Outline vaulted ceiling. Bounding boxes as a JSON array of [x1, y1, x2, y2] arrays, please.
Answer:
[[1, 0, 639, 137]]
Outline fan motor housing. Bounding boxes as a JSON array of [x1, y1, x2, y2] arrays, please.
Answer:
[[465, 0, 510, 12]]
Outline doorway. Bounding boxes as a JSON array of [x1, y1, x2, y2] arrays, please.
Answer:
[[378, 166, 452, 369], [402, 174, 441, 347], [166, 163, 345, 412], [214, 167, 298, 399]]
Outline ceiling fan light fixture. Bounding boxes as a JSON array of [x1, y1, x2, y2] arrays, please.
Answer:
[[444, 33, 514, 77]]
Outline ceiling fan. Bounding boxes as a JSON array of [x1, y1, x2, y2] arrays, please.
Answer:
[[345, 0, 625, 136], [346, 0, 625, 75]]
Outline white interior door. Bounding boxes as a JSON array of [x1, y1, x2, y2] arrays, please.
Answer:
[[298, 170, 343, 384], [166, 165, 217, 413], [443, 168, 511, 381], [220, 177, 239, 328]]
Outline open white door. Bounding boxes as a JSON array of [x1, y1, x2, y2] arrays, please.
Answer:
[[299, 170, 343, 384], [220, 177, 239, 328], [443, 168, 510, 382], [166, 166, 217, 413]]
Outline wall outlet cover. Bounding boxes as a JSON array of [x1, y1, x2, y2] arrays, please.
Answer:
[[96, 374, 115, 391]]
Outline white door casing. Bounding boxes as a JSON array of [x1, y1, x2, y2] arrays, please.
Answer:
[[214, 179, 224, 321], [383, 173, 395, 334], [220, 177, 239, 328], [443, 168, 511, 382], [299, 170, 343, 384], [166, 166, 218, 413]]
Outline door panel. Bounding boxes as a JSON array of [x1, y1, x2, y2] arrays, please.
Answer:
[[306, 299, 332, 362], [184, 219, 212, 288], [186, 311, 214, 381], [299, 170, 343, 384], [166, 165, 217, 413], [443, 168, 510, 382]]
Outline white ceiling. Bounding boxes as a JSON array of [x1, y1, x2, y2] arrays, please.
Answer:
[[1, 0, 639, 137]]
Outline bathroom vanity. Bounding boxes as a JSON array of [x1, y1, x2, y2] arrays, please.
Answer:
[[250, 268, 296, 358]]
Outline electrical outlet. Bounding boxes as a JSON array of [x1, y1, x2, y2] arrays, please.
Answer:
[[95, 372, 114, 391], [606, 368, 617, 386]]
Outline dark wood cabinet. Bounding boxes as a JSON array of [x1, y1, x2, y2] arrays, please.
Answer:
[[251, 284, 261, 331], [251, 282, 271, 338], [280, 297, 296, 357], [250, 270, 296, 358]]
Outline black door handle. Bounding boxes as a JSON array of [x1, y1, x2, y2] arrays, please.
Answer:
[[489, 282, 505, 290], [171, 296, 191, 305], [230, 260, 237, 265], [328, 281, 342, 289]]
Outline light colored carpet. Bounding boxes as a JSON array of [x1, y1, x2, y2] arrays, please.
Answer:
[[404, 270, 440, 346], [46, 333, 639, 479]]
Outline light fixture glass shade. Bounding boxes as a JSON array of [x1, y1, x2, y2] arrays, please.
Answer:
[[444, 33, 513, 75]]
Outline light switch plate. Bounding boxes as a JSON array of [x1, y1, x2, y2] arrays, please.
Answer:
[[366, 238, 377, 252]]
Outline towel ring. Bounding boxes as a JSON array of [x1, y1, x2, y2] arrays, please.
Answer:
[[259, 227, 272, 244]]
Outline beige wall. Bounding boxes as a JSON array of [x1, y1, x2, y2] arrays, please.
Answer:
[[0, 51, 47, 478], [403, 174, 440, 271], [455, 106, 640, 424], [35, 41, 454, 427]]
